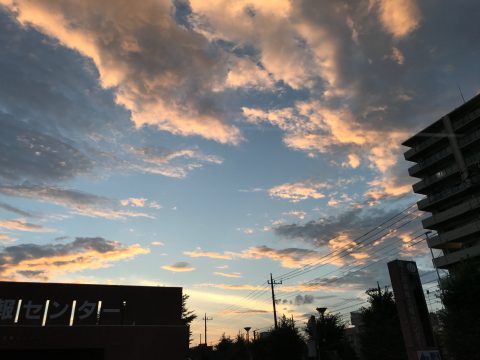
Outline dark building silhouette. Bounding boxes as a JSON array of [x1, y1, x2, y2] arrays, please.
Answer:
[[0, 281, 188, 359], [403, 94, 480, 269], [388, 260, 440, 360]]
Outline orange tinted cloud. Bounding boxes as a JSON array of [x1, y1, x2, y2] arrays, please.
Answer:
[[213, 272, 242, 278], [375, 0, 421, 38], [184, 249, 235, 260], [268, 181, 329, 202], [0, 219, 55, 233], [1, 0, 242, 144], [0, 237, 150, 281], [240, 246, 324, 269], [162, 262, 195, 272], [0, 234, 16, 242]]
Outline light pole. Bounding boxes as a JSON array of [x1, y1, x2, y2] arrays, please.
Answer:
[[244, 327, 251, 343], [316, 307, 327, 359]]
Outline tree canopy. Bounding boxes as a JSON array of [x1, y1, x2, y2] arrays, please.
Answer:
[[182, 293, 197, 345], [438, 260, 480, 360], [359, 287, 407, 360]]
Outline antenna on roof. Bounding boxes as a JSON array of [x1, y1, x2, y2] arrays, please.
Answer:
[[457, 85, 466, 104]]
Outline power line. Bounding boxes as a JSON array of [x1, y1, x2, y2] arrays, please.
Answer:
[[212, 202, 426, 325], [268, 273, 282, 329], [274, 203, 419, 282]]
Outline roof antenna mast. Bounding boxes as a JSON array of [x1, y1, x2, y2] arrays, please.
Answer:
[[457, 85, 466, 104]]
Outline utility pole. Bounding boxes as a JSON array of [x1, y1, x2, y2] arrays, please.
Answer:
[[268, 273, 282, 329], [203, 313, 213, 346], [425, 231, 441, 288]]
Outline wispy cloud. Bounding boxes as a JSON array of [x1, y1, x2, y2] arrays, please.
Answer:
[[151, 241, 165, 246], [0, 219, 55, 233], [0, 233, 16, 242], [0, 202, 35, 218], [284, 211, 307, 219], [214, 271, 242, 278], [240, 245, 323, 269], [125, 146, 223, 179], [184, 248, 235, 260], [268, 180, 330, 202], [0, 185, 152, 220]]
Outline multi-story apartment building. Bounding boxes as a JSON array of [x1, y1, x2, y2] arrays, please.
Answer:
[[403, 94, 480, 270]]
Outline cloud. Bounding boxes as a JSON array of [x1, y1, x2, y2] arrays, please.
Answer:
[[374, 0, 421, 38], [197, 281, 347, 293], [0, 237, 150, 281], [120, 197, 162, 209], [0, 114, 93, 182], [120, 197, 147, 207], [0, 0, 242, 144], [284, 211, 307, 219], [222, 308, 269, 315], [214, 271, 242, 278], [184, 245, 333, 268], [240, 245, 323, 269], [237, 227, 254, 234], [0, 219, 55, 233], [0, 234, 16, 242], [268, 180, 329, 202], [274, 206, 410, 248], [294, 294, 315, 305], [184, 242, 369, 269], [345, 153, 361, 169], [0, 202, 35, 218], [224, 56, 274, 90], [243, 103, 406, 176], [196, 283, 263, 291], [184, 248, 235, 260], [0, 185, 152, 220], [125, 146, 223, 179], [151, 241, 165, 246], [162, 261, 195, 272]]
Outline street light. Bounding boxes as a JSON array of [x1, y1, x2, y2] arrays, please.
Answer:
[[244, 327, 251, 343], [316, 307, 327, 359], [316, 307, 327, 319]]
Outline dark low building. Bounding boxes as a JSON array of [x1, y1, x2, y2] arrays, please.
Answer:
[[0, 281, 188, 359]]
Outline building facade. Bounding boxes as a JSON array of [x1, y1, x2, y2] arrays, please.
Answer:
[[403, 94, 480, 269], [0, 281, 188, 359]]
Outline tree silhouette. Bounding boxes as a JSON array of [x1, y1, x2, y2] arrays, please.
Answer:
[[306, 312, 357, 360], [359, 287, 407, 360], [182, 293, 197, 345], [251, 315, 305, 360], [439, 260, 480, 360]]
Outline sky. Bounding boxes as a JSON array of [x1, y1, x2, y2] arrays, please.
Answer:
[[0, 0, 479, 344]]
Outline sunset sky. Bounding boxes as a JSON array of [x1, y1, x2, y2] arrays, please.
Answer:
[[0, 0, 479, 343]]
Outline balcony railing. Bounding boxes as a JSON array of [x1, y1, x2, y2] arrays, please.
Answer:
[[412, 164, 459, 194], [408, 146, 452, 177], [404, 132, 447, 160], [417, 176, 480, 211], [453, 108, 480, 131], [433, 242, 480, 268], [422, 195, 480, 229], [427, 220, 480, 248]]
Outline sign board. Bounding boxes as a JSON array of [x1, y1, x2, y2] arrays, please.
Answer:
[[0, 281, 183, 327], [417, 350, 441, 360]]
